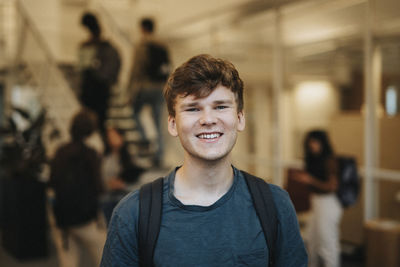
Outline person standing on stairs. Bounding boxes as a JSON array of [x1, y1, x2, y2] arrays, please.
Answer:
[[128, 17, 171, 167], [78, 12, 121, 149]]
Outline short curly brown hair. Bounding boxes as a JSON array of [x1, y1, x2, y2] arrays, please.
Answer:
[[163, 54, 244, 117]]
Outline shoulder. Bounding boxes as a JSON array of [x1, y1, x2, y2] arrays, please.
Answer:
[[239, 170, 294, 216], [267, 184, 296, 216], [269, 184, 308, 265], [111, 174, 169, 225], [102, 190, 141, 266], [80, 41, 92, 47], [86, 145, 100, 156], [112, 190, 140, 225], [237, 170, 307, 265], [240, 170, 295, 216], [105, 190, 141, 246], [268, 184, 290, 205], [53, 143, 74, 158], [247, 175, 294, 215], [76, 144, 100, 162], [80, 39, 98, 47], [144, 38, 168, 51], [106, 177, 165, 239]]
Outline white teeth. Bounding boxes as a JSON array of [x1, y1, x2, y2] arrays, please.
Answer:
[[198, 133, 220, 139]]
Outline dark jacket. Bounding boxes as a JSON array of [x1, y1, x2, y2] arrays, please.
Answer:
[[49, 141, 103, 228]]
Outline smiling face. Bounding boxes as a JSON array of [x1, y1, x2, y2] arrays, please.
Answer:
[[168, 85, 245, 163]]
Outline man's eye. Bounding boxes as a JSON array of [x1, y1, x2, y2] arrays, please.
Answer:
[[216, 106, 228, 110], [186, 108, 199, 112]]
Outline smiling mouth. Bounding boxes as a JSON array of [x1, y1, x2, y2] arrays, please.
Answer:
[[196, 133, 223, 139]]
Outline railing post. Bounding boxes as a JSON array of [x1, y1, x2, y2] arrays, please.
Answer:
[[272, 8, 284, 186], [363, 0, 379, 221]]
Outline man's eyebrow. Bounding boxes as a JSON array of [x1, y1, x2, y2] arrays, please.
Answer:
[[179, 99, 234, 110], [213, 99, 234, 105], [179, 102, 199, 109]]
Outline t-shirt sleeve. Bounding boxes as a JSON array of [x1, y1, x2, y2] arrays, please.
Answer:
[[100, 191, 140, 267], [270, 185, 308, 267]]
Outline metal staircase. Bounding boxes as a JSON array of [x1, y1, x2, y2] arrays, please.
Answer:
[[0, 0, 159, 168], [90, 0, 160, 167]]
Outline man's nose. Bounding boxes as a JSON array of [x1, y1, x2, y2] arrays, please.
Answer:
[[199, 109, 217, 125]]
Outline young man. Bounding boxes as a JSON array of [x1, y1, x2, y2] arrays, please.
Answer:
[[101, 54, 307, 266]]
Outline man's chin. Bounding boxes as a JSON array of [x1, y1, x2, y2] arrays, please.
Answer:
[[192, 151, 231, 163]]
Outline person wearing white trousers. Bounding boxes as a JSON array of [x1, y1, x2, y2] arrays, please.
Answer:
[[307, 193, 343, 267], [295, 130, 342, 267], [52, 219, 106, 267]]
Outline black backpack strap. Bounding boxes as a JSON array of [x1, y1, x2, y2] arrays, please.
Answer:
[[138, 177, 164, 267], [242, 171, 278, 267]]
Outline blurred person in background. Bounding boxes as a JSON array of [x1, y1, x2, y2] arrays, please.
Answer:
[[101, 127, 145, 225], [79, 12, 121, 148], [128, 17, 171, 167], [295, 130, 342, 267], [49, 109, 105, 267]]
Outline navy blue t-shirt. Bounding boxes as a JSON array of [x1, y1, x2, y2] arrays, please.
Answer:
[[101, 167, 307, 267]]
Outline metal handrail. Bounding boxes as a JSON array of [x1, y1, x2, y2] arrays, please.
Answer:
[[96, 0, 140, 89], [13, 0, 82, 156], [96, 1, 134, 47]]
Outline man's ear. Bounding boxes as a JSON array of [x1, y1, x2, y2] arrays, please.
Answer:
[[168, 115, 178, 137], [237, 111, 245, 132]]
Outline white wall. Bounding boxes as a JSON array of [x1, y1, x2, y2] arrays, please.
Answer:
[[288, 80, 340, 158]]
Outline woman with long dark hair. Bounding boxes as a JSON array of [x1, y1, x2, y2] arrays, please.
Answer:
[[296, 130, 342, 267]]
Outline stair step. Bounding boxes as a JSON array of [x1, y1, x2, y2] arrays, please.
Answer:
[[106, 119, 135, 129], [127, 143, 155, 157], [109, 95, 129, 106], [107, 106, 132, 118], [124, 131, 141, 142]]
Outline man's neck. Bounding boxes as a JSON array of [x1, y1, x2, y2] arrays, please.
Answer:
[[174, 158, 234, 206]]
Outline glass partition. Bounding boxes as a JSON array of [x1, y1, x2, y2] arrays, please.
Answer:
[[281, 0, 367, 244], [374, 0, 400, 222]]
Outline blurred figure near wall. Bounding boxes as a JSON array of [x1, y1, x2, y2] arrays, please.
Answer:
[[101, 127, 145, 225], [294, 130, 343, 267], [49, 109, 105, 267], [78, 12, 121, 147], [128, 17, 171, 167]]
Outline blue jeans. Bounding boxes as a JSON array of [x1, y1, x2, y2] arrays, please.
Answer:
[[132, 87, 164, 163]]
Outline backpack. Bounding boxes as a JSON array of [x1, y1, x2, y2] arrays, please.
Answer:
[[92, 41, 121, 85], [138, 171, 278, 267], [336, 156, 360, 208], [145, 42, 170, 82]]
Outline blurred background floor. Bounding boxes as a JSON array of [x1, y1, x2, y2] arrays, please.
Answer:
[[0, 231, 58, 267]]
